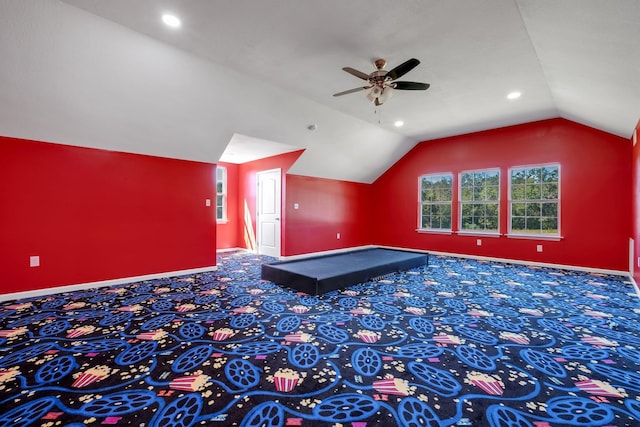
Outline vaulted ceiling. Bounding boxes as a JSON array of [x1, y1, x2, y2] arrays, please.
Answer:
[[1, 1, 638, 183]]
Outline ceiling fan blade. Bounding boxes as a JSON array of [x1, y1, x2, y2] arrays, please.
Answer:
[[386, 58, 420, 81], [393, 81, 430, 90], [333, 86, 370, 97], [342, 67, 370, 80]]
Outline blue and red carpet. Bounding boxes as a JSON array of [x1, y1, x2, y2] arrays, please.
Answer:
[[1, 251, 639, 426]]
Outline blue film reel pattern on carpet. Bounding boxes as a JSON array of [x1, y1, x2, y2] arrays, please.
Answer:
[[1, 252, 640, 426]]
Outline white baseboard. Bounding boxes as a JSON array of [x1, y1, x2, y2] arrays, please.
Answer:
[[0, 265, 217, 303], [216, 247, 247, 253], [278, 245, 375, 261], [377, 245, 631, 277]]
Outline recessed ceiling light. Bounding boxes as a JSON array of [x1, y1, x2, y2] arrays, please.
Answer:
[[394, 120, 404, 127], [162, 13, 181, 28], [507, 91, 521, 100]]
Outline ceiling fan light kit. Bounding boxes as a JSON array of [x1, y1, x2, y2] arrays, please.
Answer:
[[334, 58, 430, 106]]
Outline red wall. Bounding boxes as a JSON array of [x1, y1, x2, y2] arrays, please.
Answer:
[[216, 161, 239, 250], [0, 137, 216, 293], [284, 175, 372, 256], [372, 118, 632, 271], [632, 120, 640, 282], [237, 151, 304, 253]]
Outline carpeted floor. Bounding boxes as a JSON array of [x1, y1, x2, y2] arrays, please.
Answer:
[[1, 251, 640, 426]]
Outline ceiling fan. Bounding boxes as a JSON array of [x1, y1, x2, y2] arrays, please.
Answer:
[[333, 58, 430, 106]]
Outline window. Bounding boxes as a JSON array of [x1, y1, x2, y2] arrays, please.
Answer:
[[419, 173, 453, 231], [216, 166, 227, 221], [509, 165, 559, 235], [460, 169, 500, 233]]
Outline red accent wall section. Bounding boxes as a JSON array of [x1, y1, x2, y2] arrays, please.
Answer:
[[216, 162, 239, 250], [237, 151, 305, 253], [372, 118, 632, 271], [632, 120, 640, 283], [284, 175, 372, 256], [0, 136, 216, 293]]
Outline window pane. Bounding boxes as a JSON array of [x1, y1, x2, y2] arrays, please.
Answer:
[[512, 217, 525, 231], [511, 202, 525, 216], [486, 171, 499, 185], [486, 216, 498, 231], [526, 184, 541, 199], [526, 168, 541, 184], [474, 172, 486, 186], [542, 166, 558, 183], [461, 173, 473, 187], [217, 182, 223, 193], [526, 217, 541, 232], [441, 204, 452, 216], [511, 169, 526, 185], [485, 203, 499, 217], [526, 202, 541, 217], [541, 183, 558, 199], [473, 186, 484, 201], [461, 187, 473, 201], [441, 215, 452, 229], [511, 184, 525, 200], [541, 218, 558, 233], [217, 207, 223, 218], [486, 186, 499, 200], [541, 202, 557, 217]]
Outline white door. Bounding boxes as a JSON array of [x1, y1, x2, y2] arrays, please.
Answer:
[[257, 169, 281, 257]]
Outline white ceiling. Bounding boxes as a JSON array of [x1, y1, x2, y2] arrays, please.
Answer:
[[1, 1, 639, 183]]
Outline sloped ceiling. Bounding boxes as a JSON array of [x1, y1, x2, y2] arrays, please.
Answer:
[[1, 0, 638, 183]]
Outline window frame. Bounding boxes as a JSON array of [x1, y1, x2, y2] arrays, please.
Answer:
[[417, 172, 453, 233], [458, 168, 501, 236], [507, 163, 561, 239], [216, 165, 227, 222]]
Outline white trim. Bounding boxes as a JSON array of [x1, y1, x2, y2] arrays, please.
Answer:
[[376, 245, 630, 277], [216, 247, 247, 253], [456, 231, 501, 238], [278, 245, 375, 261], [416, 228, 453, 235], [506, 233, 563, 241], [630, 237, 635, 276], [0, 266, 217, 302], [630, 275, 640, 299]]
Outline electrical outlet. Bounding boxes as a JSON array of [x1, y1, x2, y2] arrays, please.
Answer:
[[294, 203, 299, 210], [537, 245, 543, 252], [337, 232, 341, 239], [205, 199, 211, 207], [30, 256, 40, 267], [476, 239, 482, 246]]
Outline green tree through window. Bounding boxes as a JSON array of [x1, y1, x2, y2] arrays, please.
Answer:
[[510, 165, 559, 235], [420, 173, 453, 230], [460, 169, 500, 232]]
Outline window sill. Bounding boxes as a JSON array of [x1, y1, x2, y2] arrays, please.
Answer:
[[217, 219, 229, 224], [506, 233, 562, 241], [416, 229, 453, 235], [456, 231, 501, 238]]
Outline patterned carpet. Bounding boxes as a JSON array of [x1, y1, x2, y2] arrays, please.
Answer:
[[1, 251, 640, 426]]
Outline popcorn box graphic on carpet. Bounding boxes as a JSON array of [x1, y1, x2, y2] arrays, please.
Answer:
[[212, 328, 235, 341], [284, 333, 312, 343], [575, 379, 626, 398], [136, 330, 167, 341], [433, 334, 462, 345], [373, 378, 410, 396], [357, 330, 380, 343], [469, 373, 504, 395], [72, 366, 110, 388], [273, 369, 300, 392], [66, 326, 95, 338], [170, 374, 210, 392], [290, 305, 309, 314]]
